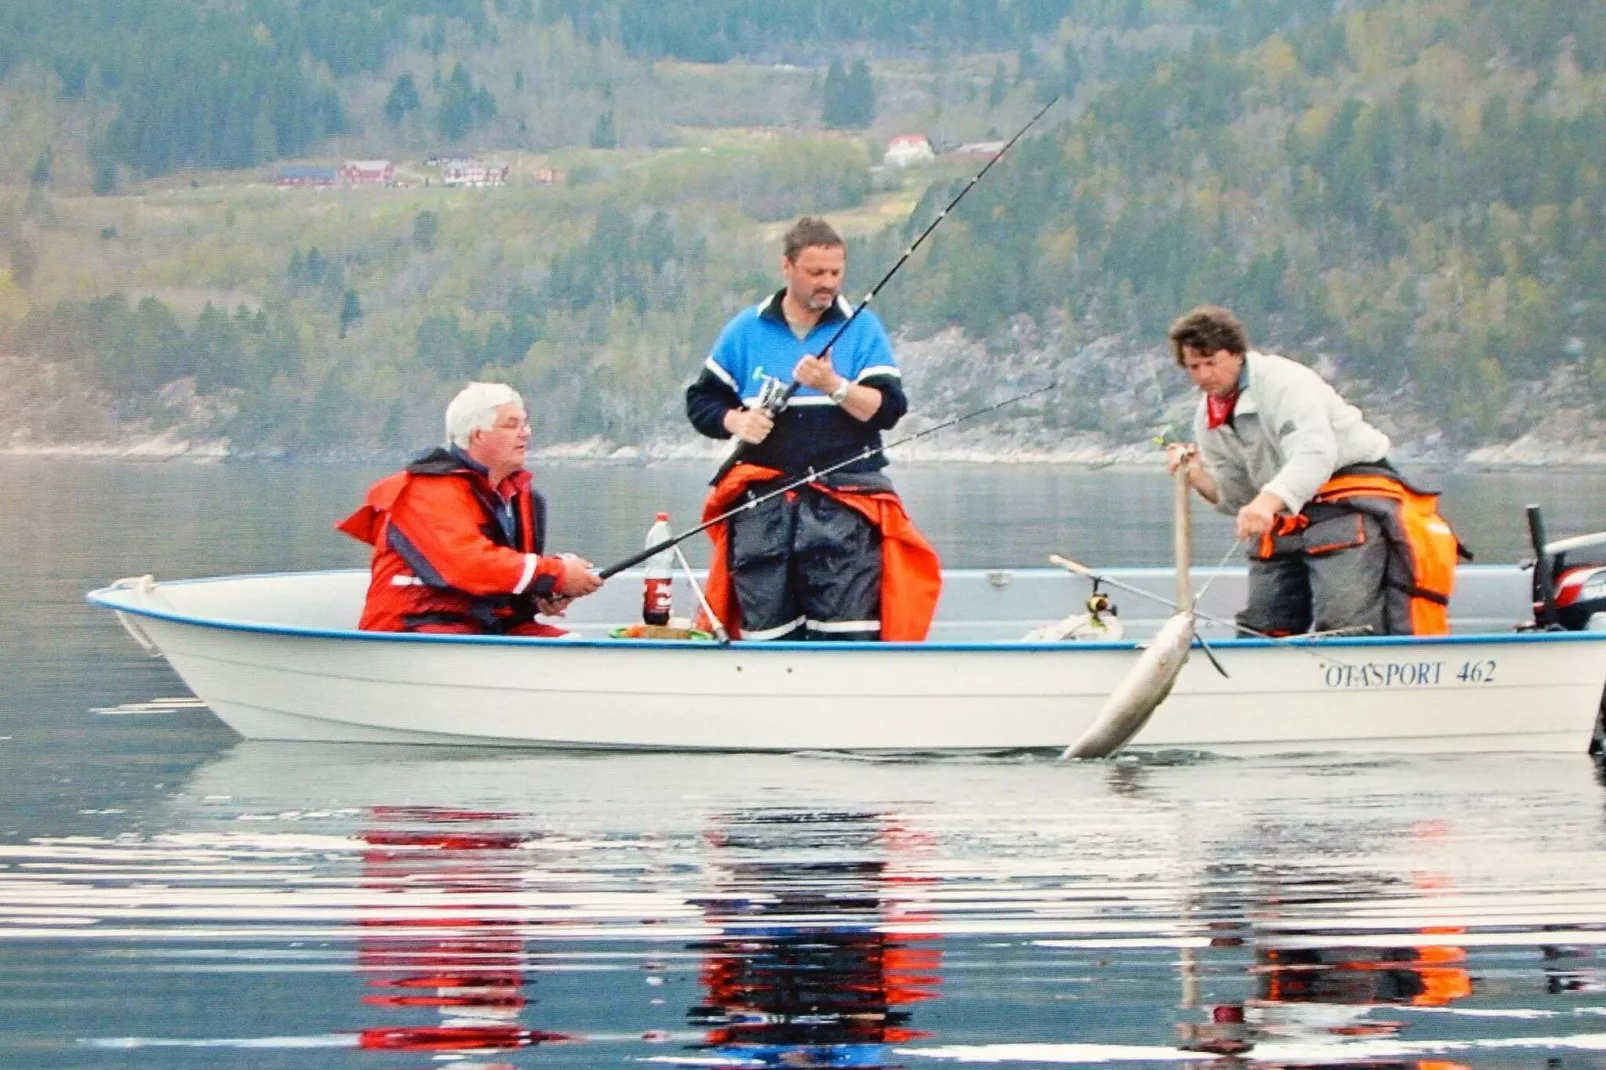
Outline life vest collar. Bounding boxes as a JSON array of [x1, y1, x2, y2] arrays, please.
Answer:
[[406, 446, 531, 499]]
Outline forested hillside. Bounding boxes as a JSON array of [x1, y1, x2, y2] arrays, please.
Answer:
[[2, 0, 1604, 459], [0, 0, 1332, 187], [871, 0, 1606, 442]]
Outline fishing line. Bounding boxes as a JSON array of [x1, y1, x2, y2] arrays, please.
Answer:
[[1189, 537, 1243, 608]]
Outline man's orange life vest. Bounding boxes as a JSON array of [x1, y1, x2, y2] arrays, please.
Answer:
[[1254, 468, 1465, 636], [337, 448, 565, 633], [1311, 472, 1465, 636], [699, 463, 942, 641]]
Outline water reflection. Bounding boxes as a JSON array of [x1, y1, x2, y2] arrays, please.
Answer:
[[681, 810, 940, 1069], [4, 747, 1606, 1065], [1543, 943, 1606, 995], [1178, 860, 1480, 1068], [1183, 939, 1476, 1066], [355, 806, 569, 1060]]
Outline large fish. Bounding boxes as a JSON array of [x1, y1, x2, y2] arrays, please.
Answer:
[[1062, 610, 1195, 759]]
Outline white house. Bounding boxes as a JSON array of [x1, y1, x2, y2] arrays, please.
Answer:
[[883, 134, 935, 168], [441, 157, 510, 187]]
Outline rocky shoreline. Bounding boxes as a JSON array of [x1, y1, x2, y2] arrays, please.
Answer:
[[6, 332, 1606, 470], [7, 428, 1606, 471]]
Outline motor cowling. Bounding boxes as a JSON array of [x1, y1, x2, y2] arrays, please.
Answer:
[[1535, 531, 1606, 630]]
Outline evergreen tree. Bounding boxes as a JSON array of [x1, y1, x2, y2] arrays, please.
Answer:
[[338, 289, 363, 339], [822, 58, 849, 127], [847, 60, 875, 127], [823, 58, 873, 129], [383, 73, 421, 124], [590, 109, 618, 148], [436, 64, 494, 141], [28, 148, 52, 188]]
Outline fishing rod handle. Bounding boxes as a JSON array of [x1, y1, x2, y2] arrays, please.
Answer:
[[1048, 553, 1093, 577]]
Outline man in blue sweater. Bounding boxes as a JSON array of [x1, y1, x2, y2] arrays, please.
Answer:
[[685, 216, 937, 642]]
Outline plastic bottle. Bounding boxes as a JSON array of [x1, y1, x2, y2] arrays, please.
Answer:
[[642, 512, 674, 626]]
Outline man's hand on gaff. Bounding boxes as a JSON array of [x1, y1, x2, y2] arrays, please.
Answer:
[[1235, 491, 1287, 541], [1165, 442, 1222, 505], [1164, 442, 1198, 475], [724, 406, 774, 445], [555, 553, 604, 598]]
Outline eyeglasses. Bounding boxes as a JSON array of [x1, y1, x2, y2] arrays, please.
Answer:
[[491, 418, 531, 433]]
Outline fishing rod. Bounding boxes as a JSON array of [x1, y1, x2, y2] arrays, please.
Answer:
[[710, 95, 1060, 485], [598, 381, 1056, 579], [1048, 554, 1370, 667]]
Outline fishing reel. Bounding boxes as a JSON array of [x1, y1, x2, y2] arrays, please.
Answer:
[[755, 374, 791, 416], [1022, 578, 1123, 642], [1086, 588, 1117, 619]]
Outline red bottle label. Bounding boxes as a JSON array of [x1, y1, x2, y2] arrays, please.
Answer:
[[643, 577, 672, 625]]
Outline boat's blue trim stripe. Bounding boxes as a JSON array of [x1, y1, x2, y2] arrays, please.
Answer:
[[86, 586, 1606, 652]]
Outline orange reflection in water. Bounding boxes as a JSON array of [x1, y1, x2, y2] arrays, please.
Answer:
[[352, 805, 572, 1060], [1182, 863, 1474, 1070]]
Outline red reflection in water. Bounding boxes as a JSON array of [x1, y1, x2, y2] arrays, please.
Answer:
[[358, 1025, 566, 1051], [351, 806, 573, 1057]]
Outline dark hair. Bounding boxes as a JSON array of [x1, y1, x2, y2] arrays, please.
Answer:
[[1168, 305, 1249, 364], [782, 216, 844, 262]]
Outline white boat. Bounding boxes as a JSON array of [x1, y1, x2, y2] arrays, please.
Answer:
[[87, 563, 1606, 754]]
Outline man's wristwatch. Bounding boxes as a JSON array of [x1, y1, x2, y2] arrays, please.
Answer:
[[828, 378, 852, 405]]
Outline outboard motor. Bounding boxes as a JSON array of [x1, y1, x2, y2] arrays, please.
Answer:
[[1528, 505, 1606, 631], [1546, 546, 1606, 631], [1527, 505, 1606, 757]]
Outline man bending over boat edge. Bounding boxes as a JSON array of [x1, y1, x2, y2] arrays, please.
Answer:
[[337, 382, 603, 636], [1164, 305, 1466, 637]]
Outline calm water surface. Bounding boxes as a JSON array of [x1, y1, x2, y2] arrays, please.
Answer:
[[5, 457, 1606, 1069]]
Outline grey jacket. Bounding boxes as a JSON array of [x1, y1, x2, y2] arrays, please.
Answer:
[[1194, 350, 1390, 516]]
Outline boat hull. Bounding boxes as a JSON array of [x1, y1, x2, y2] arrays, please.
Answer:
[[93, 569, 1606, 754]]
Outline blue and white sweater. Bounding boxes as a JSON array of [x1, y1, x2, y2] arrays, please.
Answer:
[[685, 289, 907, 475]]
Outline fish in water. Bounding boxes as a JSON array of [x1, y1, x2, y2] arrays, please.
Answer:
[[1062, 611, 1195, 759]]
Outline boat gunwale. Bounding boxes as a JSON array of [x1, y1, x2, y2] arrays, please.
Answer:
[[85, 568, 1606, 654]]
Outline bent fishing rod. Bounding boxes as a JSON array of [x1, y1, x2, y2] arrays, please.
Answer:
[[598, 381, 1056, 579], [710, 95, 1060, 485]]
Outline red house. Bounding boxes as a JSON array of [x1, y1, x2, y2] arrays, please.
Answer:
[[339, 159, 395, 185]]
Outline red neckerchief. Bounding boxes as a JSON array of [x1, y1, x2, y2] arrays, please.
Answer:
[[1206, 388, 1241, 429]]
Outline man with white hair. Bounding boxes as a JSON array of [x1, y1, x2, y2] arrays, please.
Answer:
[[338, 382, 603, 635]]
